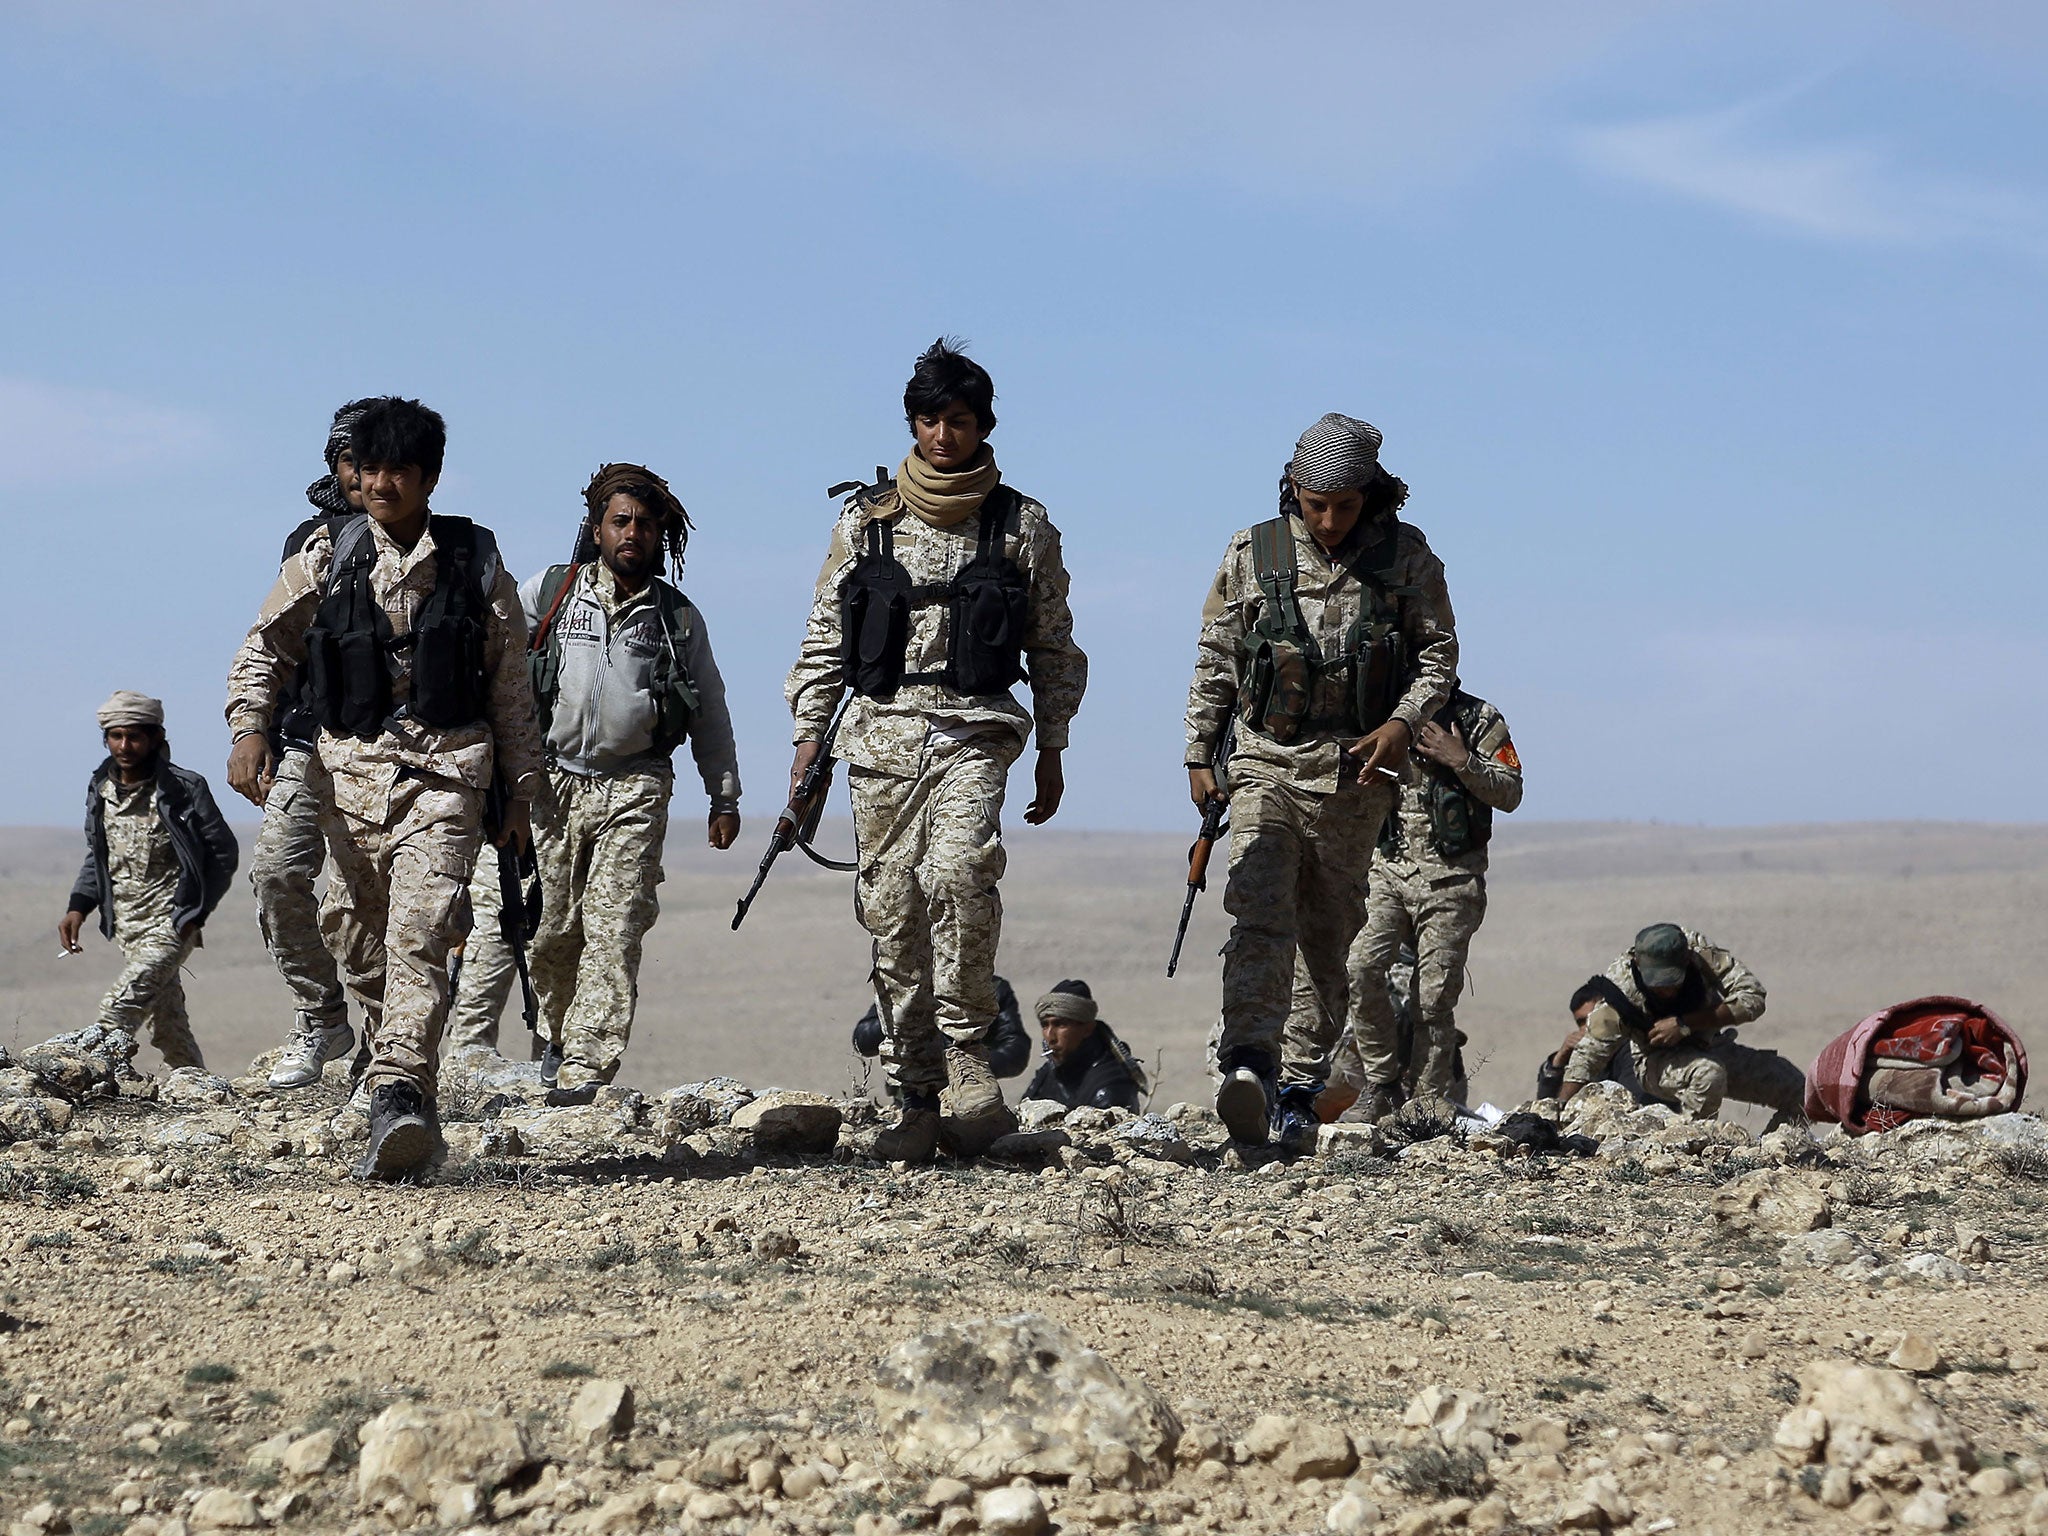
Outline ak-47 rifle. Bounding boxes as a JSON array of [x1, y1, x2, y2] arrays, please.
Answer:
[[484, 775, 542, 1038], [732, 696, 856, 931], [1167, 717, 1235, 977]]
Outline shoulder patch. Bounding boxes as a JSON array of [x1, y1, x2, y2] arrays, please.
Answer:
[[1494, 739, 1521, 771]]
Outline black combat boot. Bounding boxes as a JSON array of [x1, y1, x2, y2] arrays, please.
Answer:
[[874, 1091, 942, 1164], [356, 1082, 443, 1180], [1271, 1085, 1322, 1160], [1215, 1046, 1276, 1146]]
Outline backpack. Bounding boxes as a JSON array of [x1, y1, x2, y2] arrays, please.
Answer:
[[527, 564, 700, 755], [1237, 515, 1409, 744], [1379, 691, 1500, 862], [300, 514, 498, 740]]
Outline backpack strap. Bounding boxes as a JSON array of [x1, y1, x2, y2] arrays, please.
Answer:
[[974, 484, 1018, 560], [324, 514, 377, 594], [529, 564, 582, 654], [1248, 517, 1304, 643]]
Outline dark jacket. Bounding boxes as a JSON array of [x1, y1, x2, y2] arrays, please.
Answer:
[[68, 755, 239, 939], [852, 975, 1030, 1078], [1022, 1021, 1144, 1112]]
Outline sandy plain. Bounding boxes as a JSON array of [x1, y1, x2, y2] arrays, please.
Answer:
[[4, 818, 2042, 1113]]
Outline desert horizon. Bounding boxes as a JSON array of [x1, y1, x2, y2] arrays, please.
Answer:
[[8, 817, 2042, 1120]]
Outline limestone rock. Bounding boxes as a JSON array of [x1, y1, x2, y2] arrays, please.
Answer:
[[355, 1401, 533, 1510], [1560, 1079, 1638, 1136], [653, 1078, 754, 1137], [731, 1091, 843, 1155], [1403, 1386, 1501, 1455], [280, 1428, 339, 1477], [1903, 1251, 1971, 1284], [874, 1313, 1181, 1488], [1557, 1473, 1631, 1529], [1776, 1360, 1969, 1476], [568, 1379, 634, 1445], [19, 1043, 116, 1101], [0, 1095, 67, 1143], [189, 1489, 262, 1529], [1711, 1168, 1831, 1235], [1277, 1420, 1357, 1482], [159, 1069, 234, 1109], [494, 1098, 642, 1160], [1781, 1230, 1864, 1269], [1015, 1099, 1068, 1131], [976, 1483, 1050, 1536], [1887, 1334, 1942, 1374], [1111, 1114, 1195, 1164], [1243, 1414, 1295, 1460], [1900, 1488, 1951, 1531], [1326, 1490, 1382, 1534]]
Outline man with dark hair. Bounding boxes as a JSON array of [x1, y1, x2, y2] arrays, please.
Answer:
[[61, 692, 238, 1071], [786, 339, 1087, 1163], [1186, 414, 1457, 1157], [1020, 980, 1146, 1112], [506, 463, 740, 1102], [1534, 978, 1654, 1103], [1557, 924, 1805, 1125], [226, 396, 545, 1178], [229, 399, 376, 1090]]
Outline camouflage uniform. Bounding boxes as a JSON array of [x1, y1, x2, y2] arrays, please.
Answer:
[[1325, 695, 1522, 1099], [445, 839, 514, 1050], [786, 474, 1085, 1098], [226, 516, 544, 1099], [94, 777, 204, 1068], [248, 747, 347, 1034], [1187, 510, 1456, 1090], [1565, 928, 1805, 1121]]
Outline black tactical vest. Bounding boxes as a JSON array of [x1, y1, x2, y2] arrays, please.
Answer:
[[301, 514, 498, 740], [1379, 690, 1498, 862], [273, 512, 353, 750], [838, 482, 1029, 700]]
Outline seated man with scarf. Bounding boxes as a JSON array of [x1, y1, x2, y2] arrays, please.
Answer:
[[1557, 923, 1805, 1127], [1020, 979, 1146, 1112]]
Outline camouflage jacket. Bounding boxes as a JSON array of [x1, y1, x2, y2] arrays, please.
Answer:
[[225, 517, 546, 819], [1375, 694, 1523, 879], [784, 483, 1087, 777], [1565, 929, 1768, 1084], [1185, 511, 1457, 793]]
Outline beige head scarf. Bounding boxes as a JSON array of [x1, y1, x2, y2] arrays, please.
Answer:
[[894, 445, 999, 529], [1035, 984, 1099, 1025], [97, 691, 164, 730]]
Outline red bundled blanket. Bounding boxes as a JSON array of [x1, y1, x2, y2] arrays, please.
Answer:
[[1806, 996, 2027, 1134]]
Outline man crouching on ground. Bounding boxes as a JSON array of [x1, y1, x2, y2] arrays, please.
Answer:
[[225, 397, 545, 1180]]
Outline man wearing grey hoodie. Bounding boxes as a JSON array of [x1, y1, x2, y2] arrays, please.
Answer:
[[471, 464, 740, 1104]]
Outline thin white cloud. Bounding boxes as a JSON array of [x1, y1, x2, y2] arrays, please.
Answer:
[[1575, 91, 2048, 255], [0, 377, 218, 487]]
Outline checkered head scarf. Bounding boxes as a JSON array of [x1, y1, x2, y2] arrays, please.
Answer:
[[305, 399, 375, 516], [1287, 413, 1383, 493]]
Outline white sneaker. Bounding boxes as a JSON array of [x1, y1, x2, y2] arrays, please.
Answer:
[[270, 1018, 355, 1089]]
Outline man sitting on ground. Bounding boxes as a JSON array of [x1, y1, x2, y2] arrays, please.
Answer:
[[1020, 980, 1146, 1111]]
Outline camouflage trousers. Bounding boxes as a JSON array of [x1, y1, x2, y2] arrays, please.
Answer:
[[849, 731, 1015, 1098], [98, 907, 204, 1070], [530, 766, 671, 1091], [445, 840, 517, 1052], [1333, 863, 1486, 1098], [248, 748, 347, 1031], [1213, 767, 1393, 1091], [319, 768, 483, 1098], [1633, 1035, 1807, 1123]]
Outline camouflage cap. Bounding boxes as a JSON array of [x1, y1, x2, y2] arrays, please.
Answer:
[[1631, 923, 1691, 990]]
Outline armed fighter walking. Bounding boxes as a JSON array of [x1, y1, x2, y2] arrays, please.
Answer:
[[227, 399, 374, 1090], [458, 464, 741, 1103], [60, 693, 238, 1072], [1184, 414, 1457, 1156], [781, 339, 1086, 1163], [225, 397, 544, 1179], [1318, 684, 1522, 1122]]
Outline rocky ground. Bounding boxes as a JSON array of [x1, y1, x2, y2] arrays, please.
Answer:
[[2, 1036, 2046, 1536]]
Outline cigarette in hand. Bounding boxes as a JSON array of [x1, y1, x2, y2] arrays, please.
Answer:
[[1370, 765, 1399, 779]]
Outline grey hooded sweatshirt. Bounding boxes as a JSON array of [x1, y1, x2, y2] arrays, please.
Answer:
[[519, 563, 740, 811]]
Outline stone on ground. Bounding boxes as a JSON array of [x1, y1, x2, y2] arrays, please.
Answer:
[[355, 1401, 533, 1510], [731, 1090, 843, 1154], [568, 1378, 635, 1444]]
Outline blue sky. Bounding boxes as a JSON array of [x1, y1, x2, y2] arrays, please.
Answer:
[[3, 1, 2042, 829]]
